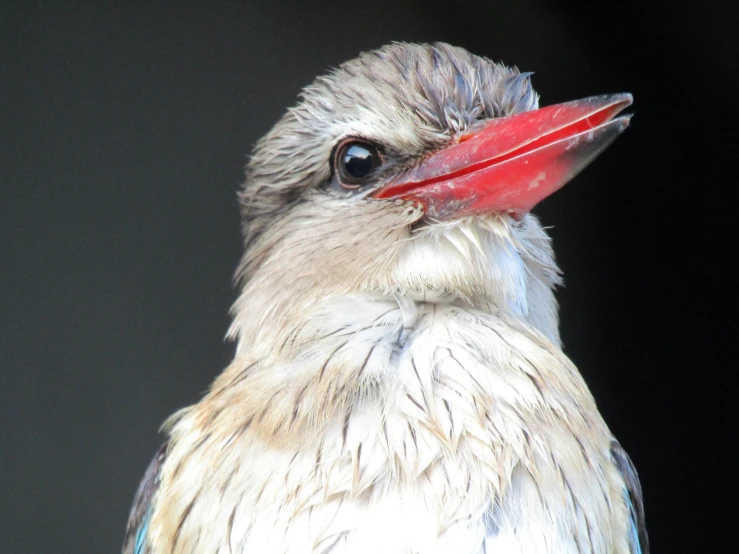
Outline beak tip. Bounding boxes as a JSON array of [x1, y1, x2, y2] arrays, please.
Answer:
[[602, 92, 633, 108], [617, 113, 633, 130]]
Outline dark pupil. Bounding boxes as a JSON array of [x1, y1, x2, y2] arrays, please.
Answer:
[[343, 144, 374, 179]]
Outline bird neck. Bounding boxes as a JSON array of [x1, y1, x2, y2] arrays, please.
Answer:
[[228, 216, 562, 358]]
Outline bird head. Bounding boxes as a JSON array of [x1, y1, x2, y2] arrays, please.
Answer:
[[228, 42, 631, 355]]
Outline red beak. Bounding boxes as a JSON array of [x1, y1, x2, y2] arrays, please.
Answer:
[[372, 93, 633, 219]]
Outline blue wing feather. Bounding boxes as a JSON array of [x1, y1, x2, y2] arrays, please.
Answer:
[[611, 440, 649, 554], [123, 443, 168, 554]]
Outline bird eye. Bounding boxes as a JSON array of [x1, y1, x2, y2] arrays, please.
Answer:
[[335, 141, 381, 189]]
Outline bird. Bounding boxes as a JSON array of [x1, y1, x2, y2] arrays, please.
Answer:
[[123, 42, 647, 554]]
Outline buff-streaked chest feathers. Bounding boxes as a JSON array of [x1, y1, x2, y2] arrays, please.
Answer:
[[143, 292, 635, 554]]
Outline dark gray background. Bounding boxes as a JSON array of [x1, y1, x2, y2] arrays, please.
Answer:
[[2, 1, 735, 552]]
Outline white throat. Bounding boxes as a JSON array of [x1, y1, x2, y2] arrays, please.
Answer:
[[229, 214, 562, 357], [391, 216, 562, 346], [394, 218, 541, 312]]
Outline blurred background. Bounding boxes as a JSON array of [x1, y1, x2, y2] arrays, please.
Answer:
[[2, 1, 735, 552]]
